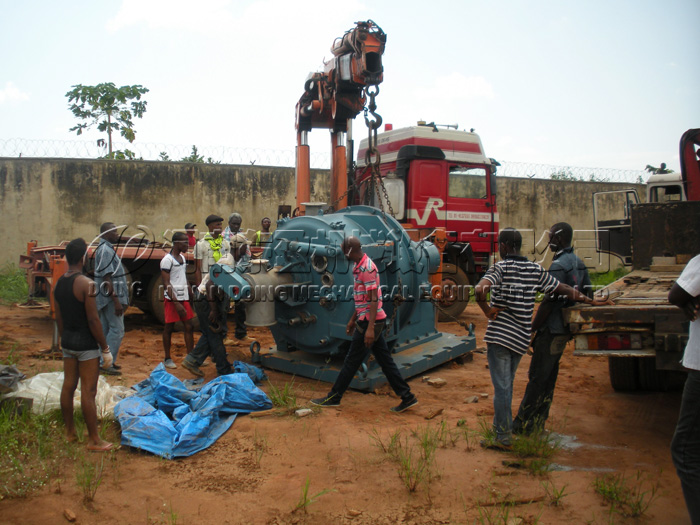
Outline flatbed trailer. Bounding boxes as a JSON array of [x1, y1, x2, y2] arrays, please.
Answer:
[[566, 268, 689, 391], [564, 198, 700, 391]]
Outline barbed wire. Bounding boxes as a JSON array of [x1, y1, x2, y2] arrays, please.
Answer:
[[0, 137, 647, 183]]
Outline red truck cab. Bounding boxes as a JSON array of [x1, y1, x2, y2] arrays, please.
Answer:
[[356, 123, 499, 319]]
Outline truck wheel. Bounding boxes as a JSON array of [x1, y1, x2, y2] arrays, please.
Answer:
[[437, 263, 470, 321], [608, 357, 638, 391], [637, 357, 667, 391], [637, 358, 686, 392], [146, 274, 199, 331], [147, 274, 166, 324]]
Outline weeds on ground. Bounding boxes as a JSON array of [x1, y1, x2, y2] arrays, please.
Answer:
[[146, 501, 180, 525], [0, 341, 22, 366], [395, 434, 433, 492], [593, 470, 660, 517], [370, 425, 442, 494], [511, 428, 561, 475], [370, 427, 402, 456], [253, 429, 268, 467], [475, 419, 561, 475], [292, 476, 335, 513], [75, 454, 105, 503], [267, 379, 298, 411], [0, 264, 28, 305], [0, 406, 67, 498], [456, 419, 478, 451], [474, 501, 514, 525], [542, 479, 570, 506], [475, 418, 498, 447], [585, 506, 618, 525]]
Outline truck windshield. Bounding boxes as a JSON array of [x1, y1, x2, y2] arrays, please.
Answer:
[[649, 185, 683, 202], [448, 167, 487, 199]]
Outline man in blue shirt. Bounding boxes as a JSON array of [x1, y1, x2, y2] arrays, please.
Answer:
[[93, 222, 129, 375], [513, 222, 593, 435]]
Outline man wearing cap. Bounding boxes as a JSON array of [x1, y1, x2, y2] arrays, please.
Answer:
[[185, 223, 197, 251], [222, 211, 254, 344], [181, 215, 232, 377], [93, 222, 128, 376]]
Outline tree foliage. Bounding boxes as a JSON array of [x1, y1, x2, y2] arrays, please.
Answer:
[[178, 146, 221, 164], [65, 83, 149, 158], [550, 169, 610, 182]]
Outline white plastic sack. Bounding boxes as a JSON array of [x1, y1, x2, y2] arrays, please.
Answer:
[[2, 372, 133, 419]]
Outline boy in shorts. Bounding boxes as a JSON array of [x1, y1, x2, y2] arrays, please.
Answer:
[[160, 232, 195, 368], [54, 238, 116, 451]]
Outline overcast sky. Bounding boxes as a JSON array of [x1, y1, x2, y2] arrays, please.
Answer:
[[1, 0, 698, 172]]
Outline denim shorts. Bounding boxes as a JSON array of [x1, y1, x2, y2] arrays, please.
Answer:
[[62, 348, 101, 361]]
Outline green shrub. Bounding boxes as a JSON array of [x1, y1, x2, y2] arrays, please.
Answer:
[[0, 265, 28, 305]]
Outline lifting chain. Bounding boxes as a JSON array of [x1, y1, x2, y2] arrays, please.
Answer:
[[326, 179, 355, 214], [383, 293, 404, 336], [363, 86, 395, 218], [429, 297, 474, 332]]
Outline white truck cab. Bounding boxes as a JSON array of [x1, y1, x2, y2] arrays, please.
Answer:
[[647, 172, 686, 202]]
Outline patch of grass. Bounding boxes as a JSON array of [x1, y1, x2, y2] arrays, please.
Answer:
[[593, 470, 660, 517], [75, 454, 105, 503], [0, 264, 28, 305], [0, 341, 22, 366], [267, 379, 298, 410], [475, 418, 498, 447], [474, 501, 514, 525], [512, 429, 562, 475], [395, 434, 432, 492], [146, 501, 180, 525], [292, 476, 335, 513], [542, 479, 570, 506], [0, 406, 69, 498], [411, 423, 440, 454], [161, 501, 179, 525], [589, 267, 629, 289], [253, 429, 268, 467], [371, 426, 437, 493], [475, 418, 561, 475], [369, 427, 402, 456]]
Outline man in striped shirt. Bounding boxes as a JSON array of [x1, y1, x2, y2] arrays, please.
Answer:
[[513, 222, 593, 435], [311, 236, 418, 413], [475, 228, 611, 449]]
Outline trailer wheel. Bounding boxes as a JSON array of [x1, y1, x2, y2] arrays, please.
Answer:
[[637, 357, 666, 391], [637, 358, 687, 392], [147, 274, 199, 331], [437, 263, 470, 321], [608, 357, 638, 391]]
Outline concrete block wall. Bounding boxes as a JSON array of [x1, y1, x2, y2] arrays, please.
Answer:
[[0, 158, 643, 272]]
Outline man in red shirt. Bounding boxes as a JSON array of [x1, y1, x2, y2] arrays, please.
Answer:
[[185, 223, 197, 250], [311, 236, 418, 413]]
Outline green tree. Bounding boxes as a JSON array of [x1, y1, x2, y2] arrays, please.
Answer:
[[179, 145, 221, 164], [550, 169, 579, 181], [65, 83, 149, 158]]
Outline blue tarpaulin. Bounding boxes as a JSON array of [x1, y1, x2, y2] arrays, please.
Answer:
[[114, 363, 272, 459]]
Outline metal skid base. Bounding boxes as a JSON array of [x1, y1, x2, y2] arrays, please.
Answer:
[[253, 332, 475, 392]]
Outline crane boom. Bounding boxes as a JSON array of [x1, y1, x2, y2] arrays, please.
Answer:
[[295, 20, 386, 214]]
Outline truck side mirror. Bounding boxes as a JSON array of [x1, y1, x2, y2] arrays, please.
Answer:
[[488, 158, 499, 196]]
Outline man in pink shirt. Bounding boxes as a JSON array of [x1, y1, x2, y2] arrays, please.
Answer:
[[311, 236, 418, 413]]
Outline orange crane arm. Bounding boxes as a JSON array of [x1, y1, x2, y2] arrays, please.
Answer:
[[295, 20, 386, 213]]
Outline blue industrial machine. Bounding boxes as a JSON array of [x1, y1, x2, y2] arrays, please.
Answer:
[[210, 206, 475, 391]]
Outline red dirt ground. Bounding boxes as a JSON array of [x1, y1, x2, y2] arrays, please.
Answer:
[[0, 303, 691, 524]]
